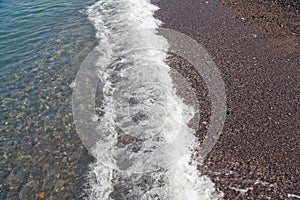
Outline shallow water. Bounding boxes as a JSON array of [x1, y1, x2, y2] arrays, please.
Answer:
[[1, 0, 222, 199], [0, 0, 96, 199]]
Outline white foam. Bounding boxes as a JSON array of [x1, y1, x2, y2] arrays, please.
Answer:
[[85, 0, 222, 199], [288, 194, 300, 199]]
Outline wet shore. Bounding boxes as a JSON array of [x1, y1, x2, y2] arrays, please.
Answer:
[[155, 0, 299, 199], [1, 0, 298, 199]]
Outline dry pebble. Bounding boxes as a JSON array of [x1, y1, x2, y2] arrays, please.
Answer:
[[155, 0, 299, 198]]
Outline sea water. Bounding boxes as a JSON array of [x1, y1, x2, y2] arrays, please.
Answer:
[[0, 0, 96, 199], [0, 0, 221, 199]]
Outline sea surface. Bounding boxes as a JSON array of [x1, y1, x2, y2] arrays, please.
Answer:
[[0, 0, 96, 199], [1, 0, 221, 199]]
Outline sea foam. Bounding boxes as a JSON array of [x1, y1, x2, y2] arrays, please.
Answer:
[[85, 0, 222, 199]]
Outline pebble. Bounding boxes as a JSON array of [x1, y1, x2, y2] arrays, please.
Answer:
[[54, 180, 65, 192], [38, 192, 45, 199], [19, 182, 34, 199]]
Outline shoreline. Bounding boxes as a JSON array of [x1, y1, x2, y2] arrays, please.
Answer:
[[155, 0, 299, 199]]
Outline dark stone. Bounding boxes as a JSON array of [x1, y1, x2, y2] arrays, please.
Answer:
[[132, 111, 149, 123], [292, 25, 300, 34], [19, 182, 34, 199]]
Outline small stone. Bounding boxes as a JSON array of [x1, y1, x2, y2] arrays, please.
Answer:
[[19, 182, 34, 199], [292, 25, 300, 34], [54, 180, 65, 192], [38, 192, 45, 199], [69, 81, 76, 88], [118, 134, 134, 145]]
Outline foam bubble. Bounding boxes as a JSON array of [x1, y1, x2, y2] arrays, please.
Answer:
[[84, 0, 222, 199]]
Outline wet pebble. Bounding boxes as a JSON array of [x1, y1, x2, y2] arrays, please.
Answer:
[[54, 180, 66, 192], [19, 181, 34, 199]]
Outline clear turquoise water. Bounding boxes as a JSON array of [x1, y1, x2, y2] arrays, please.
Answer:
[[0, 0, 96, 88], [0, 0, 97, 198]]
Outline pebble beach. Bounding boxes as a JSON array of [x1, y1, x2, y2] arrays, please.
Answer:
[[155, 0, 299, 199], [0, 0, 299, 199]]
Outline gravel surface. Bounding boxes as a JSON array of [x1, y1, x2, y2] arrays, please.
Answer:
[[155, 0, 300, 199]]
